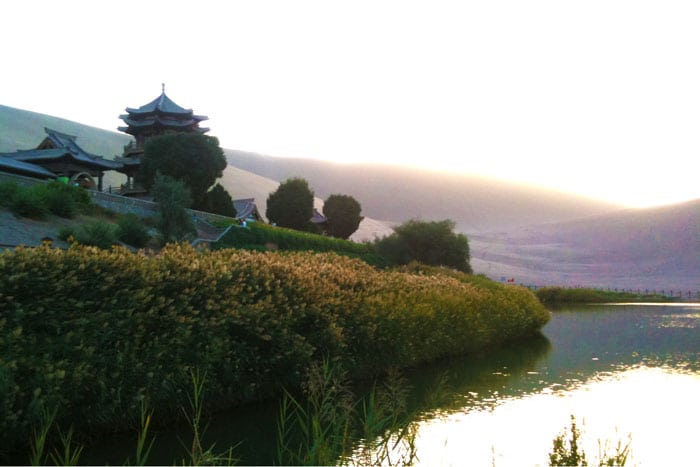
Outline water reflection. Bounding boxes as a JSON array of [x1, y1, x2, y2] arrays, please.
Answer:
[[397, 333, 552, 419], [80, 304, 699, 465], [389, 303, 700, 466]]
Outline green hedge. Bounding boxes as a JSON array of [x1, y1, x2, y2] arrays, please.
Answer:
[[0, 244, 549, 451], [213, 221, 389, 267]]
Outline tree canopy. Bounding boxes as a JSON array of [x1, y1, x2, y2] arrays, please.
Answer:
[[322, 194, 364, 239], [375, 219, 472, 273], [266, 177, 314, 231], [151, 173, 196, 243], [200, 183, 237, 218], [138, 133, 226, 206]]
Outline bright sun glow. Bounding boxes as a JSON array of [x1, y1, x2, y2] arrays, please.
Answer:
[[2, 0, 699, 207]]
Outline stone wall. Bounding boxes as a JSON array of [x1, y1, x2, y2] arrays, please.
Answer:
[[0, 172, 47, 187]]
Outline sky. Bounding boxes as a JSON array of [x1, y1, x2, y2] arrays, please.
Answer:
[[2, 0, 699, 208]]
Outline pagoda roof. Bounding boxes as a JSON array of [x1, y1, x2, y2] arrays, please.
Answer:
[[118, 115, 210, 130], [123, 90, 209, 122]]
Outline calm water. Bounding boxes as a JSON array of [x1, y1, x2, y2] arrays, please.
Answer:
[[81, 303, 700, 465]]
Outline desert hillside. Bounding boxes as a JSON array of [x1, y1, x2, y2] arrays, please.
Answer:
[[471, 199, 700, 290], [224, 149, 622, 232]]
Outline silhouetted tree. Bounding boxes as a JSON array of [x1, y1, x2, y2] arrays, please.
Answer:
[[266, 177, 314, 231], [138, 133, 226, 206], [323, 194, 364, 239], [375, 219, 472, 273], [199, 183, 237, 218]]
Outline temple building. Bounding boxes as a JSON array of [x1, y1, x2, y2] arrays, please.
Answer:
[[0, 127, 124, 191], [116, 85, 209, 194]]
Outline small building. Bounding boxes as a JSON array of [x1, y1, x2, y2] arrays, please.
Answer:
[[0, 127, 124, 190], [233, 198, 263, 222]]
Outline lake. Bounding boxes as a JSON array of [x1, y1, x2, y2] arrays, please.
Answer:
[[81, 302, 700, 465]]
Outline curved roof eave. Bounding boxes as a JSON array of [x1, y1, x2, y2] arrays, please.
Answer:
[[125, 92, 194, 116]]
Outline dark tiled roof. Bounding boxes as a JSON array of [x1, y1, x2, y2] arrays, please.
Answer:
[[126, 92, 192, 115], [0, 156, 57, 178], [0, 128, 124, 172], [124, 92, 208, 121], [311, 208, 327, 224], [119, 116, 206, 128], [233, 198, 263, 221]]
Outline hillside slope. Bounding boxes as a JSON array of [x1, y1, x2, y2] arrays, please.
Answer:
[[0, 105, 132, 157], [471, 199, 700, 290], [225, 149, 622, 232]]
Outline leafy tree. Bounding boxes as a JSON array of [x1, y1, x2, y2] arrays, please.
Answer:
[[322, 194, 364, 239], [375, 219, 472, 273], [266, 177, 315, 231], [138, 133, 226, 206], [199, 183, 237, 218], [151, 173, 196, 243]]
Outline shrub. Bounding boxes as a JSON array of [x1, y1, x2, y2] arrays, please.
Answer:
[[0, 182, 21, 207], [151, 173, 196, 243], [375, 219, 472, 273], [116, 214, 150, 248], [266, 178, 315, 231], [9, 187, 48, 219], [323, 194, 364, 239], [73, 220, 117, 249], [57, 226, 75, 242], [214, 221, 388, 267], [0, 245, 549, 452]]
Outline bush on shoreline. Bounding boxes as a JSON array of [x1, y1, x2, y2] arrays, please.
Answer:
[[0, 244, 549, 451]]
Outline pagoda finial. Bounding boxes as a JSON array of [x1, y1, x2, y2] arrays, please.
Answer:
[[162, 83, 165, 93]]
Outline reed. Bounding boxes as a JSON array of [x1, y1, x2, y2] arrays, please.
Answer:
[[276, 359, 419, 466], [133, 399, 155, 466], [29, 407, 56, 466], [549, 415, 632, 467]]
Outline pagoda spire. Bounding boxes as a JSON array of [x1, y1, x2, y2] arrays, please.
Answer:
[[162, 83, 165, 93]]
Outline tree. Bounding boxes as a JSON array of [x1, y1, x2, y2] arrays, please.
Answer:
[[322, 194, 364, 239], [266, 177, 314, 231], [151, 173, 196, 243], [199, 183, 237, 218], [375, 219, 472, 273], [138, 133, 226, 206]]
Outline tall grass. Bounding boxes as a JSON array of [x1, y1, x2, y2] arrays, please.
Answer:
[[276, 359, 419, 466]]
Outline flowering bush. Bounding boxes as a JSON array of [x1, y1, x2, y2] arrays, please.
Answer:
[[0, 244, 549, 449]]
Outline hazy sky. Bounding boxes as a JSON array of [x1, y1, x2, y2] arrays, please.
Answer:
[[2, 1, 699, 207]]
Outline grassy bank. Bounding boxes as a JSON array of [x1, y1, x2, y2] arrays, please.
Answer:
[[213, 220, 388, 267], [0, 244, 549, 452], [535, 286, 676, 305]]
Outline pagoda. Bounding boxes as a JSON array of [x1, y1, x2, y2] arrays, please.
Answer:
[[116, 85, 209, 193]]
